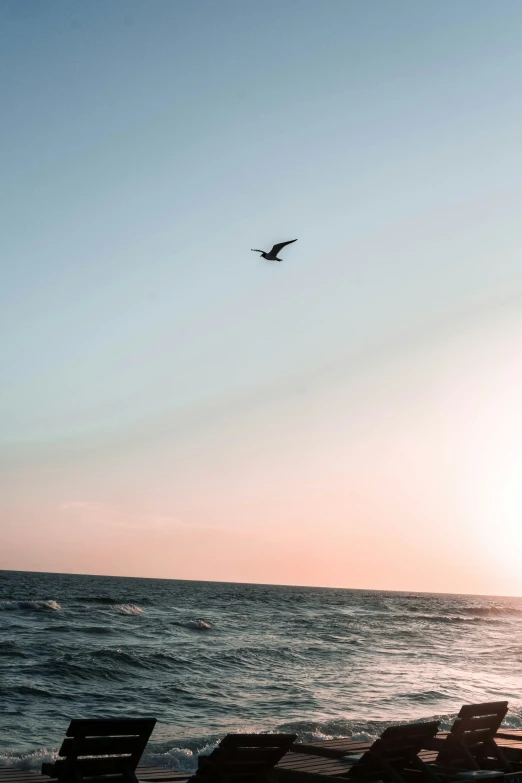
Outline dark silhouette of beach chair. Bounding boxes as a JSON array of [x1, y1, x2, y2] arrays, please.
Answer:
[[195, 734, 297, 783], [342, 722, 441, 782], [42, 718, 157, 783], [428, 702, 512, 772], [277, 722, 441, 783]]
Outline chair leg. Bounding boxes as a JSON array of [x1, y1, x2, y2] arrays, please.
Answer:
[[124, 767, 140, 783], [490, 740, 512, 772], [457, 741, 480, 771]]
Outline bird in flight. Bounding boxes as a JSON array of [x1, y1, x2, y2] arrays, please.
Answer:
[[251, 239, 297, 262]]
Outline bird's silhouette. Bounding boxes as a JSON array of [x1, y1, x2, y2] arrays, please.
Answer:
[[251, 239, 297, 262]]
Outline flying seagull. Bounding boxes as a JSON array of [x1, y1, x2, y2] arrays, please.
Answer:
[[251, 239, 297, 262]]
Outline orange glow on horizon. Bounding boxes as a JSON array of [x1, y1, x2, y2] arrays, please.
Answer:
[[3, 307, 522, 597]]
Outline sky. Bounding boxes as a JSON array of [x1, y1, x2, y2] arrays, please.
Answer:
[[2, 0, 522, 595]]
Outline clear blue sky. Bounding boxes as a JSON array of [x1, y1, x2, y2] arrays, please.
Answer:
[[2, 1, 522, 593]]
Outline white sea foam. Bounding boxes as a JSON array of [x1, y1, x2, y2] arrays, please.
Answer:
[[143, 746, 201, 774], [3, 570, 522, 769], [174, 618, 212, 630], [116, 604, 143, 615], [0, 748, 58, 770], [186, 619, 211, 630], [43, 600, 61, 611]]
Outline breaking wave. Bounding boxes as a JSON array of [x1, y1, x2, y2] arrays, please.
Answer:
[[116, 604, 143, 615], [79, 596, 154, 607], [3, 570, 522, 769], [0, 599, 60, 612], [0, 748, 58, 771], [175, 618, 212, 631], [460, 605, 522, 616]]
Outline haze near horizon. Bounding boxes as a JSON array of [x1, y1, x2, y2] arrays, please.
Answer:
[[2, 0, 522, 595]]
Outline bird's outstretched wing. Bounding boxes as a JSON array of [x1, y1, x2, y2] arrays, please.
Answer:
[[251, 249, 263, 253], [270, 239, 298, 255]]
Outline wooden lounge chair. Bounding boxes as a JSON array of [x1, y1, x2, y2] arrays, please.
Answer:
[[42, 718, 157, 783], [277, 722, 441, 783], [195, 734, 297, 783], [426, 702, 513, 772]]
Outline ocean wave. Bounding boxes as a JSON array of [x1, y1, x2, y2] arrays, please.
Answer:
[[0, 748, 58, 771], [174, 619, 212, 631], [116, 604, 143, 614], [26, 647, 192, 681], [29, 657, 129, 683], [460, 605, 522, 617], [400, 602, 522, 619], [143, 742, 217, 774], [80, 596, 127, 605], [79, 596, 154, 607], [0, 684, 54, 698], [389, 612, 502, 625], [501, 710, 522, 730], [3, 571, 522, 766], [0, 599, 60, 612], [90, 648, 147, 668], [0, 640, 28, 658]]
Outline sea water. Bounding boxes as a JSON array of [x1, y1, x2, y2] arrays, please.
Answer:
[[1, 570, 521, 772]]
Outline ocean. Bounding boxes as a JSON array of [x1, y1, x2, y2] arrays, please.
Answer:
[[1, 570, 522, 773]]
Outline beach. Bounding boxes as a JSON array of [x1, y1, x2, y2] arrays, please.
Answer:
[[2, 570, 522, 773]]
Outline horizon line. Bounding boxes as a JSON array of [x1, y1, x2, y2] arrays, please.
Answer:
[[2, 566, 521, 601]]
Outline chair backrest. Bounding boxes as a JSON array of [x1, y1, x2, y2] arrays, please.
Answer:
[[42, 718, 157, 783], [348, 722, 441, 781], [196, 734, 297, 781], [436, 702, 509, 768]]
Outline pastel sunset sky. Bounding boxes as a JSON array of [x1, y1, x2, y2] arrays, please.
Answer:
[[2, 0, 522, 595]]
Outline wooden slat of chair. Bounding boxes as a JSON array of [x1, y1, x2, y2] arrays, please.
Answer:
[[69, 718, 156, 773], [497, 731, 522, 741], [456, 717, 506, 734], [290, 746, 355, 761], [42, 718, 156, 783], [274, 771, 351, 783], [0, 775, 43, 783], [138, 776, 188, 780], [196, 734, 297, 781], [293, 741, 366, 751], [65, 720, 156, 738], [46, 758, 136, 777], [458, 704, 508, 721], [219, 737, 296, 752], [10, 766, 180, 783], [279, 759, 348, 772], [347, 722, 441, 783], [436, 702, 511, 772], [200, 749, 287, 775], [448, 729, 493, 746], [362, 721, 440, 757], [59, 738, 140, 757]]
